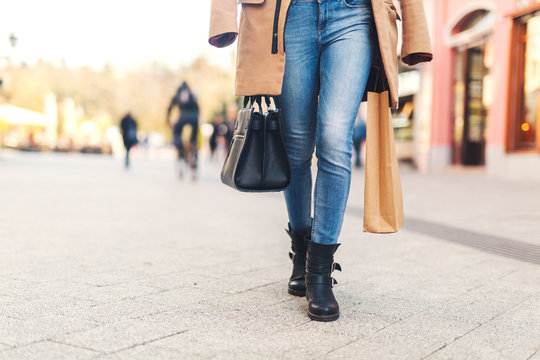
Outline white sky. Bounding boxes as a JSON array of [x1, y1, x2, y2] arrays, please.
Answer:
[[1, 0, 236, 70]]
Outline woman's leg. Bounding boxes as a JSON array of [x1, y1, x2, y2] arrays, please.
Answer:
[[275, 0, 320, 234], [304, 0, 374, 322], [312, 1, 374, 245], [125, 146, 130, 168], [276, 0, 320, 298]]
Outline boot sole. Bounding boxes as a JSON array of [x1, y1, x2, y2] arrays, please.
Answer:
[[307, 310, 340, 322], [288, 288, 306, 297]]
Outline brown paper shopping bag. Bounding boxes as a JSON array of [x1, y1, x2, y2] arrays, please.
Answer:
[[363, 90, 404, 233]]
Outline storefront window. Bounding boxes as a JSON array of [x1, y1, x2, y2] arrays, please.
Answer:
[[392, 69, 421, 161], [517, 0, 540, 9], [511, 12, 540, 151]]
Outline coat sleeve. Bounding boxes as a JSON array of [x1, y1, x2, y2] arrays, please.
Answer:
[[209, 0, 238, 48], [399, 0, 433, 66]]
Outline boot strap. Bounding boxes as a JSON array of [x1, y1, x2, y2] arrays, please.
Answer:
[[306, 274, 337, 287], [308, 262, 341, 273]]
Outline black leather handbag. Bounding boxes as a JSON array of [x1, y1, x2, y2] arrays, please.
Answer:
[[221, 96, 291, 192]]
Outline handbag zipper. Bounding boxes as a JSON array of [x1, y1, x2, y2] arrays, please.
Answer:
[[271, 0, 282, 54]]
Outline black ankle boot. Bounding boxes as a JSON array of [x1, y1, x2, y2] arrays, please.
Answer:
[[305, 241, 341, 322], [286, 224, 310, 297]]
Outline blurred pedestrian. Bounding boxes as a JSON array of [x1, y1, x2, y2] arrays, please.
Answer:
[[224, 103, 238, 150], [120, 112, 138, 169], [167, 82, 200, 180], [352, 109, 367, 169], [209, 113, 229, 160], [209, 0, 432, 321]]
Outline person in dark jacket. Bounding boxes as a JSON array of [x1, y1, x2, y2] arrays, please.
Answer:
[[120, 112, 138, 168], [209, 113, 229, 160], [167, 82, 199, 179], [352, 115, 367, 168]]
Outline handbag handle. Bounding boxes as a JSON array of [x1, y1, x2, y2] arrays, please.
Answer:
[[243, 96, 275, 112]]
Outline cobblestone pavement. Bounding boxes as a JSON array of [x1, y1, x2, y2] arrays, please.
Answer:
[[0, 150, 538, 359]]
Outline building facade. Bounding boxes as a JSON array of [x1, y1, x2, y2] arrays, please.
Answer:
[[413, 0, 540, 180]]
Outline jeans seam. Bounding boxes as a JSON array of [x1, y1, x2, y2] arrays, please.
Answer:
[[318, 2, 329, 33]]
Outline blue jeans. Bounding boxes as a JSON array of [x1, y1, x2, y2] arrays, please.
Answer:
[[276, 0, 374, 244]]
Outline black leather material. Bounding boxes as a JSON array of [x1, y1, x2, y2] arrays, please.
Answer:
[[221, 96, 291, 192], [286, 224, 310, 297], [305, 242, 341, 322]]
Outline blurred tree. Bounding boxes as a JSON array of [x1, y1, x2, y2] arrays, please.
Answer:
[[0, 57, 236, 137]]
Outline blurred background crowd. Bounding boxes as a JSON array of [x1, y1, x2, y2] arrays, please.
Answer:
[[0, 0, 539, 180]]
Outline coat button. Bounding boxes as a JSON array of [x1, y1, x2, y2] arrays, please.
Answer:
[[274, 33, 278, 37]]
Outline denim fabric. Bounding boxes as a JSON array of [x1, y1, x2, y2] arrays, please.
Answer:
[[276, 0, 374, 244]]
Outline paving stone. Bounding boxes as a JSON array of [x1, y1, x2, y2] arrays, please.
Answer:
[[140, 303, 226, 331], [73, 298, 177, 324], [328, 308, 490, 359], [252, 323, 360, 359], [195, 298, 309, 335], [2, 296, 97, 320], [63, 282, 162, 303], [428, 294, 540, 360], [8, 263, 86, 283], [347, 291, 436, 322], [0, 340, 102, 360], [193, 266, 287, 294], [0, 315, 100, 346], [0, 278, 41, 298], [151, 328, 270, 358], [202, 287, 294, 312], [130, 272, 213, 291], [0, 279, 72, 301], [67, 270, 157, 287], [133, 286, 226, 309], [95, 345, 194, 359], [188, 256, 284, 280], [53, 313, 191, 353], [211, 351, 271, 360]]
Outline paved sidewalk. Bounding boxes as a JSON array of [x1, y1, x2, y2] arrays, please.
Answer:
[[0, 151, 538, 359]]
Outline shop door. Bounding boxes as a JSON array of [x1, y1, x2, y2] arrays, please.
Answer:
[[453, 45, 488, 165]]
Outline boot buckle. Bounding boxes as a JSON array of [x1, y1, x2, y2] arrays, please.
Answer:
[[332, 262, 342, 272]]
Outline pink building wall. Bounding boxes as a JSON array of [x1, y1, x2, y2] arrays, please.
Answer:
[[430, 1, 453, 147], [423, 0, 540, 178], [488, 1, 515, 147], [429, 0, 518, 151]]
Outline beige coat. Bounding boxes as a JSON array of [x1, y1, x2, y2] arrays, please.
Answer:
[[209, 0, 433, 108]]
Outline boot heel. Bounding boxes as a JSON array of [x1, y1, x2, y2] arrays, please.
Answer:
[[307, 310, 340, 322], [287, 287, 306, 297]]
